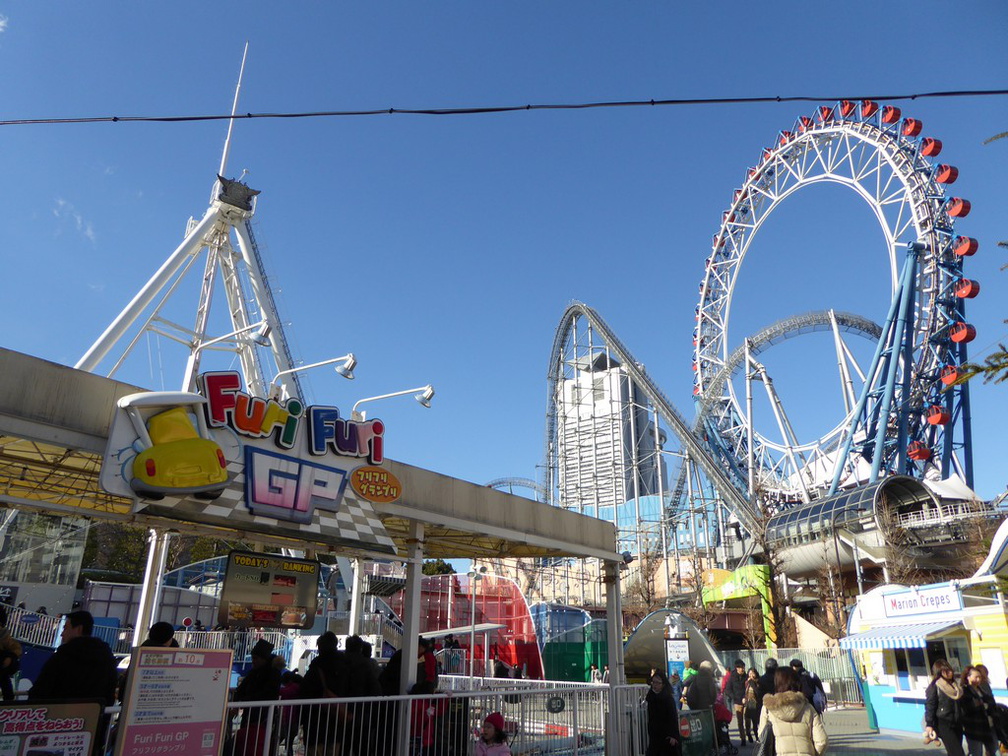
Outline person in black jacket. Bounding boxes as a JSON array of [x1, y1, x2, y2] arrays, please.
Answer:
[[925, 658, 965, 756], [646, 671, 680, 756], [960, 665, 998, 756], [300, 632, 349, 756], [231, 639, 282, 756], [758, 658, 779, 706], [724, 659, 749, 744], [29, 610, 118, 704], [685, 660, 718, 711]]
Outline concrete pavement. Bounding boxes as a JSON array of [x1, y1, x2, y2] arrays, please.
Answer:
[[727, 706, 947, 755]]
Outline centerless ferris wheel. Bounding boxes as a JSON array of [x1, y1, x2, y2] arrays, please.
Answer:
[[546, 100, 979, 551], [694, 100, 977, 508]]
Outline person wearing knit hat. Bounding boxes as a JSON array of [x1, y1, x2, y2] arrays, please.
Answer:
[[232, 637, 281, 749], [476, 712, 511, 755], [142, 621, 177, 647], [250, 638, 275, 660]]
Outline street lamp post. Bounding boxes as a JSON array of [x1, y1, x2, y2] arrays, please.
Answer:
[[351, 385, 435, 421], [269, 353, 356, 399], [468, 566, 486, 677], [182, 320, 271, 391]]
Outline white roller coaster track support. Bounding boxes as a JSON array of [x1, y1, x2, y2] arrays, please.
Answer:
[[655, 407, 671, 596], [763, 366, 811, 499], [76, 206, 222, 372], [752, 360, 811, 503], [830, 310, 857, 417], [744, 339, 756, 501]]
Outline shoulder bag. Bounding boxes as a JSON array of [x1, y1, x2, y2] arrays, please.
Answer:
[[753, 721, 775, 756]]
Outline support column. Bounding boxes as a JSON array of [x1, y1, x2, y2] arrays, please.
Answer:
[[604, 559, 625, 754], [399, 521, 424, 694], [133, 528, 172, 647], [348, 558, 364, 636], [604, 561, 625, 685], [397, 521, 425, 756]]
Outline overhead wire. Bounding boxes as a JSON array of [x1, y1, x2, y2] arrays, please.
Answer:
[[1, 88, 1007, 128]]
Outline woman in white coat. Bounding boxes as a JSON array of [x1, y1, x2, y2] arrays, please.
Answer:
[[757, 666, 828, 756]]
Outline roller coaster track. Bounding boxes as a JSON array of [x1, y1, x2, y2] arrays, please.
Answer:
[[668, 310, 883, 515], [547, 302, 759, 533]]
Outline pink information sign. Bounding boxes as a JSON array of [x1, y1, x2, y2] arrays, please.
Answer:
[[117, 647, 233, 756]]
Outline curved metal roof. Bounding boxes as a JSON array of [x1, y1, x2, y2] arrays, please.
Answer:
[[766, 476, 938, 543]]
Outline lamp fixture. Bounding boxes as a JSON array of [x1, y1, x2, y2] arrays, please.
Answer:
[[351, 384, 435, 421], [269, 353, 357, 400], [194, 320, 271, 354]]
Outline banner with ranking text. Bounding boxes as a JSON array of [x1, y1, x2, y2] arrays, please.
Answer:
[[117, 647, 233, 756]]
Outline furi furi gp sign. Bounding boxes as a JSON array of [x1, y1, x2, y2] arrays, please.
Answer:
[[99, 371, 397, 554]]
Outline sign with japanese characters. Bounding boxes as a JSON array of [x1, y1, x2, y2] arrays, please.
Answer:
[[665, 638, 689, 677], [678, 709, 716, 756], [116, 647, 233, 756], [217, 550, 319, 630], [0, 701, 102, 756], [98, 375, 396, 554]]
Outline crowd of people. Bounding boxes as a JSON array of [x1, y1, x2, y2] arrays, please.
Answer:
[[7, 610, 514, 756], [646, 657, 829, 756], [924, 658, 1008, 756]]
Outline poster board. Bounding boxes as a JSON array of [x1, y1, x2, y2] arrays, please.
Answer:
[[665, 639, 689, 678], [217, 550, 319, 630], [678, 709, 716, 756], [0, 700, 102, 756], [116, 647, 233, 756]]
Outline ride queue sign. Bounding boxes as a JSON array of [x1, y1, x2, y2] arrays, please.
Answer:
[[0, 700, 103, 756], [117, 647, 233, 756], [217, 550, 319, 630]]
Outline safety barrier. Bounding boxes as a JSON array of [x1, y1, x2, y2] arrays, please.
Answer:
[[717, 646, 863, 706], [3, 603, 62, 648], [97, 683, 621, 756]]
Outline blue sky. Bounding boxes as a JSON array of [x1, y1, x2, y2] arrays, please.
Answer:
[[1, 2, 1006, 500]]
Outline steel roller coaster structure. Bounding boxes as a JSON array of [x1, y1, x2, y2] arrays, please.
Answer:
[[542, 100, 986, 586]]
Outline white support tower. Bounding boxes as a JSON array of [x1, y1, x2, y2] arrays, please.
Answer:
[[75, 46, 303, 402]]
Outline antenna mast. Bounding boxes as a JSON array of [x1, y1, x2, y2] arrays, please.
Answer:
[[76, 43, 304, 400]]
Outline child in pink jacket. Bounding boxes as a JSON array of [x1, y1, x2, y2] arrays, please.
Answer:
[[475, 712, 511, 756]]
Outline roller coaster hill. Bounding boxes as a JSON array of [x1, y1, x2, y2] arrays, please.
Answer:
[[535, 100, 1005, 620]]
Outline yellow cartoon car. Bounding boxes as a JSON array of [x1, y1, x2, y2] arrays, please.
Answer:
[[121, 393, 230, 500]]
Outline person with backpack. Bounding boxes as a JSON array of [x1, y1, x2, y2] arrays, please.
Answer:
[[791, 658, 827, 715], [685, 660, 718, 711]]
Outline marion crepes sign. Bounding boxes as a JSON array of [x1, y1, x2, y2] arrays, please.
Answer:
[[882, 584, 963, 618]]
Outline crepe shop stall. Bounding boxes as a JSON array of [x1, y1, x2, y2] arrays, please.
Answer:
[[841, 578, 1008, 733]]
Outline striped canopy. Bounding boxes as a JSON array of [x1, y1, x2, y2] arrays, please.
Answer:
[[839, 620, 963, 650]]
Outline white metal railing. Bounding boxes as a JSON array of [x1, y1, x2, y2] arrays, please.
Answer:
[[1, 603, 292, 664], [97, 684, 615, 756], [611, 684, 649, 756], [442, 674, 606, 692], [897, 501, 999, 529], [718, 646, 863, 707], [171, 630, 293, 664], [3, 604, 62, 648], [436, 648, 468, 676]]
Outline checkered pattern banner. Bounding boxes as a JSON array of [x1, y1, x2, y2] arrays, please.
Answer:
[[136, 457, 396, 554]]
